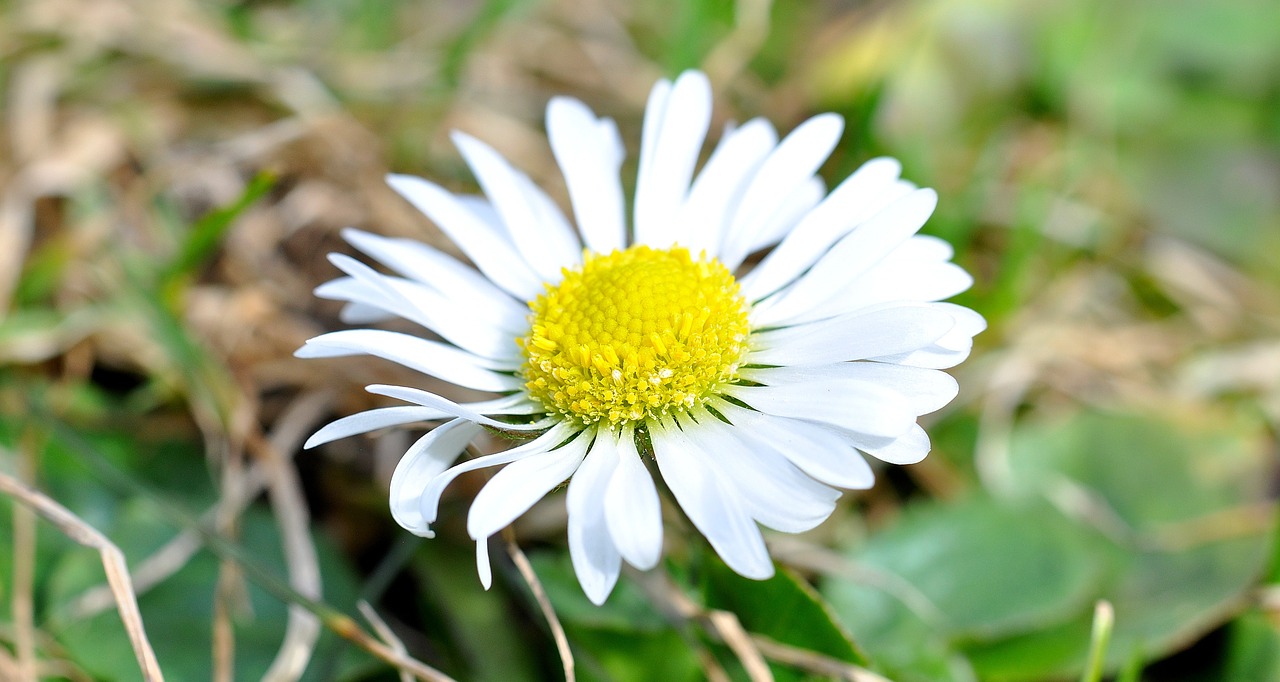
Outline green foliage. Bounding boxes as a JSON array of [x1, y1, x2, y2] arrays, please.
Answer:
[[46, 504, 365, 681], [411, 540, 546, 681], [702, 553, 866, 668], [0, 419, 373, 680], [1221, 610, 1280, 681], [161, 172, 275, 297], [825, 409, 1276, 681]]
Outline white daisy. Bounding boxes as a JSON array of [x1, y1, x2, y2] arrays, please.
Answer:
[[299, 70, 984, 604]]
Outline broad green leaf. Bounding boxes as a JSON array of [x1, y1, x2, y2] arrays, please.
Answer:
[[829, 497, 1110, 639], [1220, 610, 1280, 682], [530, 552, 667, 633], [702, 552, 866, 667], [823, 496, 1110, 682], [569, 627, 704, 682], [1005, 409, 1270, 530], [964, 408, 1276, 680], [965, 533, 1270, 681]]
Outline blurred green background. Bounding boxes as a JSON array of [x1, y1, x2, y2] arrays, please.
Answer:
[[1, 0, 1278, 680]]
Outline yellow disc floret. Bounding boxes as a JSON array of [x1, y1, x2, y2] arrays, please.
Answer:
[[519, 245, 751, 428]]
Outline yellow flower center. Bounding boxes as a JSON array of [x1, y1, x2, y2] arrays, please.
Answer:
[[519, 245, 751, 427]]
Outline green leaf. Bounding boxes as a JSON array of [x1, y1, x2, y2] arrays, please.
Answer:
[[702, 552, 866, 667], [823, 497, 1111, 682], [162, 172, 275, 287], [830, 408, 1276, 681], [965, 408, 1277, 680], [1006, 408, 1271, 527], [412, 540, 541, 682], [1220, 610, 1280, 681], [440, 0, 533, 88], [570, 628, 705, 682], [46, 505, 367, 681], [831, 497, 1110, 639], [965, 533, 1270, 681]]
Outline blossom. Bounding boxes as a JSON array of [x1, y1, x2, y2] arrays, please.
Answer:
[[299, 70, 984, 604]]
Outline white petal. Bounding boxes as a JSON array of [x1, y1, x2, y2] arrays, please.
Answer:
[[567, 430, 623, 604], [932, 303, 987, 350], [797, 261, 974, 322], [740, 158, 910, 300], [749, 304, 956, 366], [634, 71, 713, 247], [526, 177, 584, 261], [746, 175, 826, 254], [337, 301, 395, 324], [365, 384, 554, 431], [874, 344, 972, 370], [650, 417, 773, 579], [751, 189, 938, 326], [717, 113, 844, 270], [305, 394, 541, 450], [417, 422, 580, 527], [712, 400, 874, 489], [725, 380, 914, 439], [320, 255, 522, 363], [385, 174, 543, 300], [742, 363, 960, 416], [477, 536, 493, 589], [894, 234, 955, 262], [682, 412, 839, 533], [674, 118, 778, 255], [342, 228, 528, 334], [547, 97, 626, 254], [451, 132, 581, 281], [304, 406, 448, 449], [296, 330, 522, 393], [638, 77, 671, 186], [603, 427, 664, 570], [390, 419, 483, 535], [869, 303, 986, 369], [847, 423, 932, 465], [467, 430, 591, 539]]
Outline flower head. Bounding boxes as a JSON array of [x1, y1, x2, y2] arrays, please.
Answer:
[[299, 71, 984, 604]]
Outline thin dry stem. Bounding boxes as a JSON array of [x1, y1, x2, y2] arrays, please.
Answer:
[[632, 567, 888, 682], [41, 419, 457, 682], [638, 571, 773, 682], [0, 648, 20, 681], [12, 500, 37, 682], [10, 427, 39, 682], [358, 601, 414, 682], [749, 635, 893, 682], [212, 562, 238, 682], [60, 392, 332, 624], [60, 530, 204, 621], [325, 612, 457, 682], [212, 435, 245, 682], [252, 391, 332, 681], [707, 610, 774, 682], [0, 471, 165, 681], [502, 530, 575, 682]]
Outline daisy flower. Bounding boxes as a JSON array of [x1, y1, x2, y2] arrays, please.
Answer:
[[299, 71, 984, 604]]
